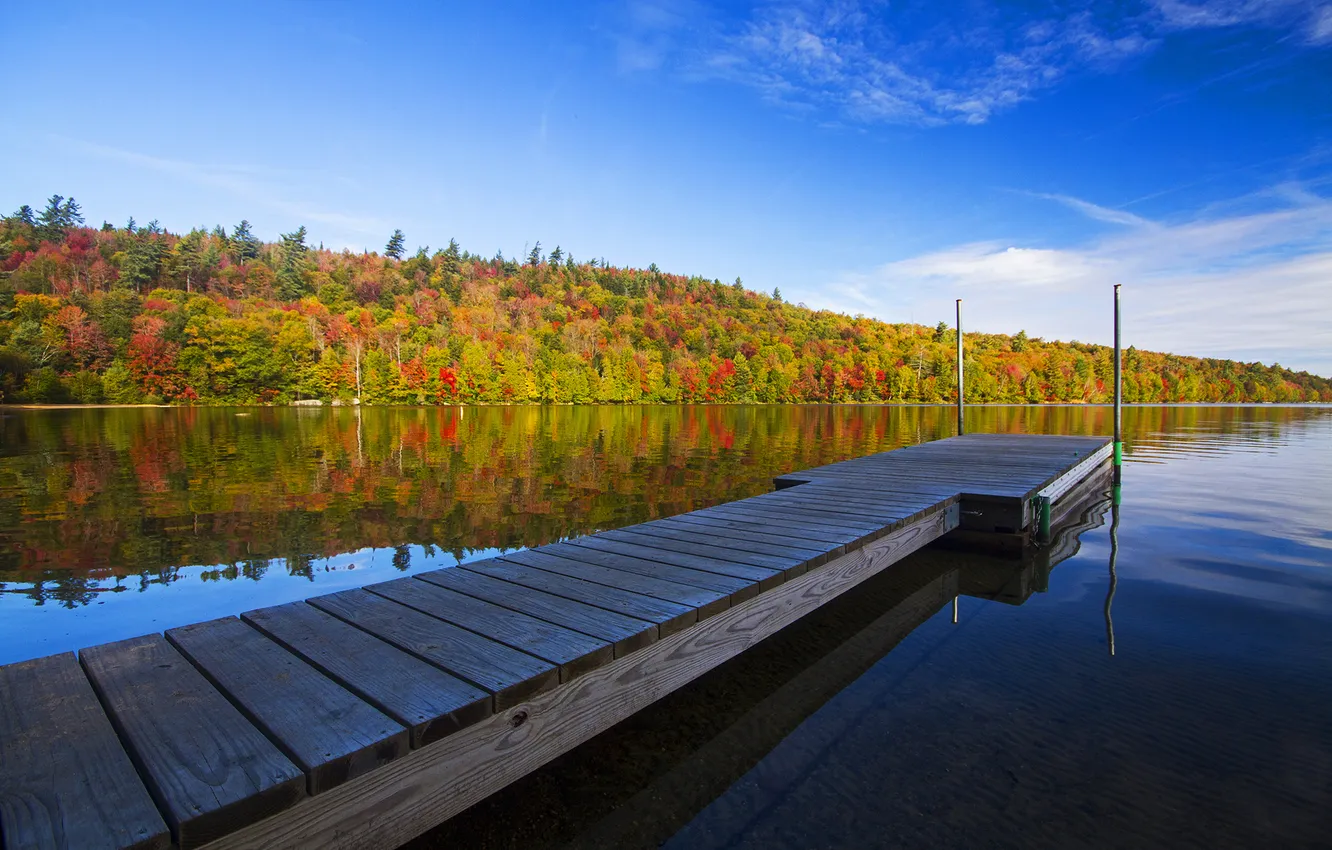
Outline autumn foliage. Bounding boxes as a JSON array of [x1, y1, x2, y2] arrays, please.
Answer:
[[1, 200, 1328, 405]]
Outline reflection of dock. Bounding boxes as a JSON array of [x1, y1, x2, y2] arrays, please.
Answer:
[[957, 464, 1114, 606], [0, 433, 1109, 850]]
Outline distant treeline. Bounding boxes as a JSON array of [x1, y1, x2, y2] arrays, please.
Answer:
[[1, 195, 1328, 405]]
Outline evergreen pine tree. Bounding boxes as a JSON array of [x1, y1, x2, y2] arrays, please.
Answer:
[[277, 226, 309, 299], [230, 220, 260, 265], [36, 195, 69, 242], [385, 229, 406, 259]]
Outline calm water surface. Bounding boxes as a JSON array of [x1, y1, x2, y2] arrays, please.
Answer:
[[2, 403, 1110, 662], [2, 404, 1330, 847]]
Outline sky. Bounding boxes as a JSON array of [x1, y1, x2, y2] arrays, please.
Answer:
[[2, 0, 1330, 375]]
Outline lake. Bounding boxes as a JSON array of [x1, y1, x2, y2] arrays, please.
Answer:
[[2, 404, 1330, 847]]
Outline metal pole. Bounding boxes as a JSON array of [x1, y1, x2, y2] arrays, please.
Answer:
[[1113, 284, 1122, 493], [956, 299, 964, 436], [1105, 499, 1119, 656]]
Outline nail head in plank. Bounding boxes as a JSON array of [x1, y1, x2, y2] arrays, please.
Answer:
[[165, 617, 409, 795], [78, 634, 304, 850]]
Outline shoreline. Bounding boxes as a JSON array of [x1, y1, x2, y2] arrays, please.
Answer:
[[2, 401, 1329, 411]]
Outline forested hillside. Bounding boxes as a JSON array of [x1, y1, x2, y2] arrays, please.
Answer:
[[2, 196, 1328, 405]]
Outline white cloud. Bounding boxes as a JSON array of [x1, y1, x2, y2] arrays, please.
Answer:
[[693, 3, 1157, 126], [1153, 0, 1332, 44], [683, 1, 1329, 127], [820, 187, 1332, 376]]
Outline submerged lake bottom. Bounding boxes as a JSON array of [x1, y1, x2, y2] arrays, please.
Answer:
[[2, 405, 1329, 847]]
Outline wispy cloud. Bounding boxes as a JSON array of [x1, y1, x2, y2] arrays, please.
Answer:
[[820, 185, 1332, 375], [1153, 0, 1332, 44], [636, 1, 1332, 127], [1025, 192, 1155, 227], [613, 0, 710, 73], [58, 138, 388, 239], [693, 2, 1156, 126]]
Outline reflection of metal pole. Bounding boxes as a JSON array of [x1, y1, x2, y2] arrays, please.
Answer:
[[1113, 284, 1122, 491], [1036, 495, 1051, 545], [952, 596, 958, 624], [1105, 500, 1120, 656], [956, 299, 964, 436]]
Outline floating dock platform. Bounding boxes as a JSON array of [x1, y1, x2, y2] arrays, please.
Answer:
[[0, 433, 1110, 850]]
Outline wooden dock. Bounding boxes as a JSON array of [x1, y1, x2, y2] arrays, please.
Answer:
[[0, 433, 1109, 850]]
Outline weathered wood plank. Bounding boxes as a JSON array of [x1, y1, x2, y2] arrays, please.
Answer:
[[367, 578, 614, 682], [166, 617, 410, 795], [499, 549, 732, 616], [459, 558, 700, 635], [308, 589, 558, 711], [623, 520, 828, 567], [550, 539, 772, 596], [414, 566, 659, 656], [568, 533, 789, 587], [0, 652, 169, 850], [198, 506, 958, 850], [531, 543, 758, 601], [79, 635, 305, 850], [596, 527, 809, 575], [698, 503, 880, 545], [661, 513, 852, 553], [241, 602, 492, 748]]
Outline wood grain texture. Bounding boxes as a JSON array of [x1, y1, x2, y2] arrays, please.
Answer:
[[631, 518, 829, 565], [459, 559, 700, 636], [0, 652, 169, 850], [542, 540, 763, 599], [308, 589, 559, 711], [572, 531, 793, 584], [367, 578, 614, 682], [241, 602, 492, 748], [78, 635, 305, 850], [499, 549, 732, 616], [197, 507, 956, 850], [414, 566, 659, 656], [660, 513, 850, 555], [595, 527, 807, 576], [165, 617, 409, 795]]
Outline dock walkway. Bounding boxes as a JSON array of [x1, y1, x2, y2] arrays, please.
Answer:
[[0, 433, 1109, 850]]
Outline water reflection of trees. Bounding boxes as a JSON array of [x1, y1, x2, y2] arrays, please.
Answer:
[[0, 404, 1325, 607]]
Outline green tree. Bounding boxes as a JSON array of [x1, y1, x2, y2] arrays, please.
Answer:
[[117, 233, 164, 292], [385, 229, 406, 260], [35, 195, 83, 242], [230, 220, 260, 265], [277, 226, 309, 300]]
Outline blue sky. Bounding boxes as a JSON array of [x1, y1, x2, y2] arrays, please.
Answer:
[[3, 1, 1330, 375]]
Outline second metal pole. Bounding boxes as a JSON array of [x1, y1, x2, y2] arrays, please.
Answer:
[[1113, 285, 1122, 492], [956, 298, 964, 436]]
